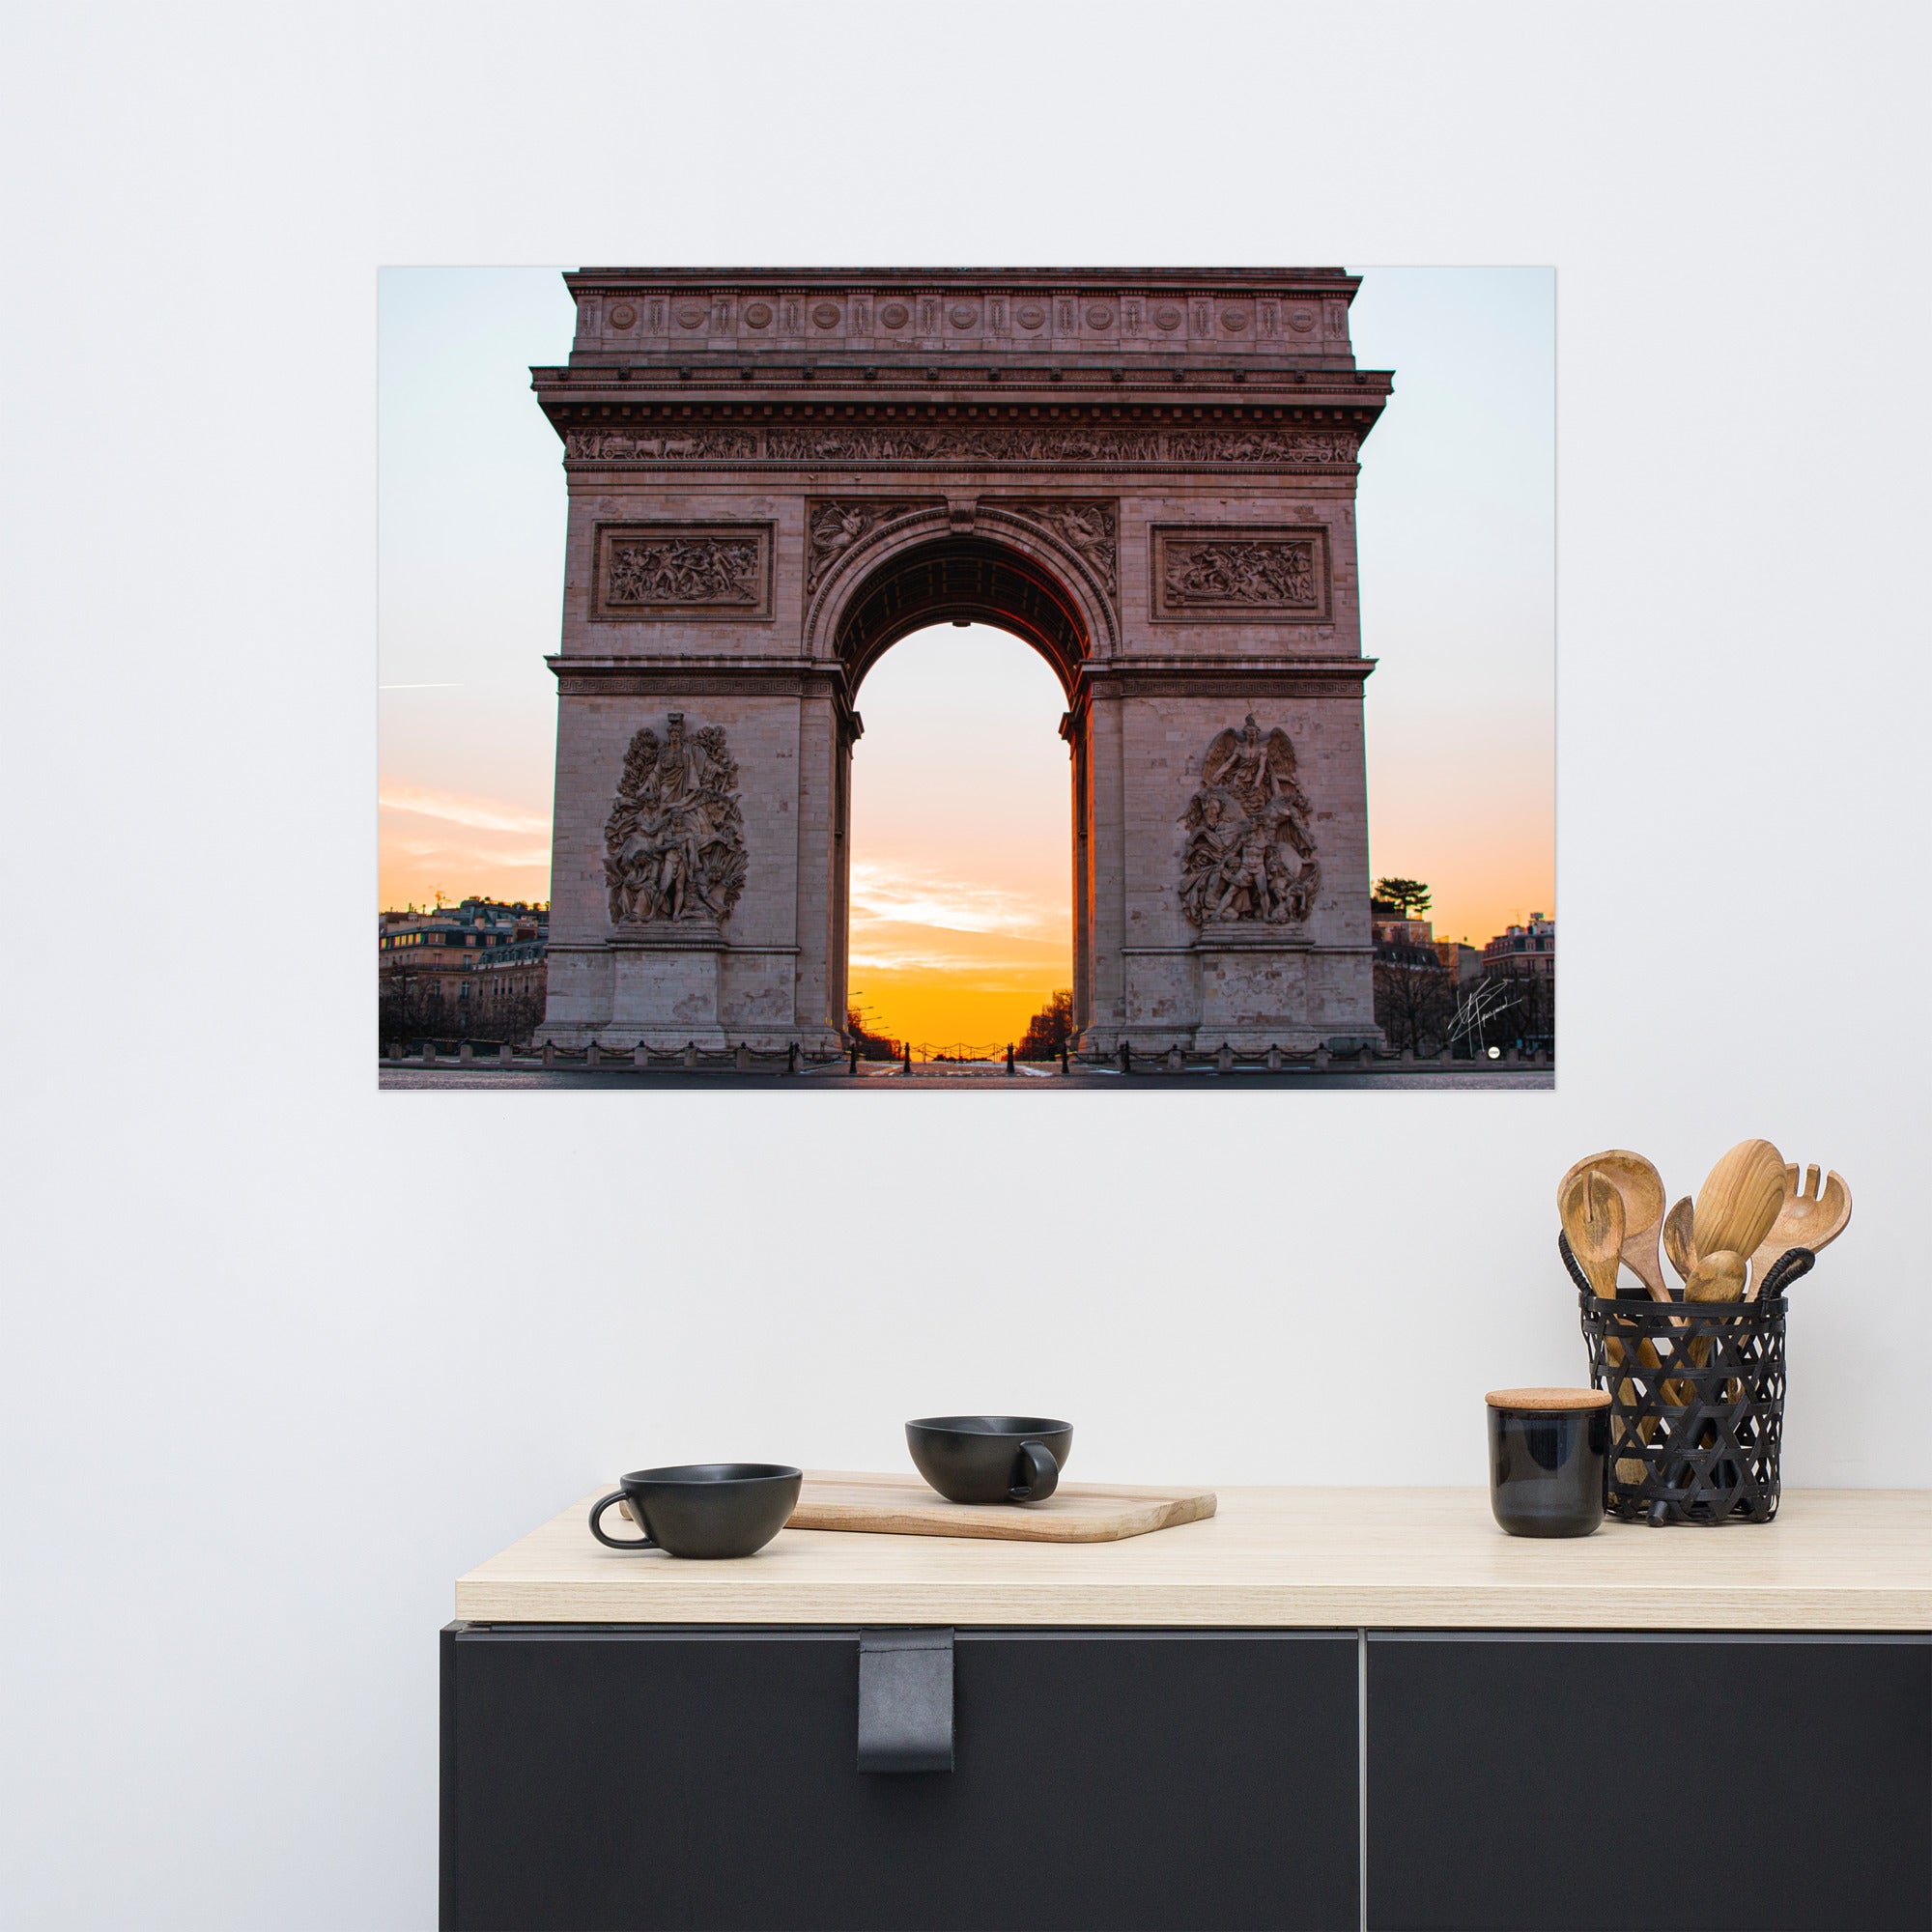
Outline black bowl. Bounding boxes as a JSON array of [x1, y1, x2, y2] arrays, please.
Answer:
[[906, 1416, 1073, 1505], [588, 1462, 802, 1558]]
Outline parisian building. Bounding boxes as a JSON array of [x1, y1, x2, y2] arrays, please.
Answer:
[[380, 898, 549, 1036]]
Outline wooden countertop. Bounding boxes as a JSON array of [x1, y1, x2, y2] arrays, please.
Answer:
[[455, 1482, 1932, 1632]]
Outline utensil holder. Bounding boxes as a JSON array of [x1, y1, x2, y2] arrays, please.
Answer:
[[1565, 1235, 1811, 1525]]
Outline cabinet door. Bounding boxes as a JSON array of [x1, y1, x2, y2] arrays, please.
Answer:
[[1366, 1633, 1931, 1931], [442, 1625, 1359, 1932]]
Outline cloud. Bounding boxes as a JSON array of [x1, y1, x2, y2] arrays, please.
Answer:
[[379, 784, 550, 836], [848, 915, 1067, 977], [847, 860, 1055, 937]]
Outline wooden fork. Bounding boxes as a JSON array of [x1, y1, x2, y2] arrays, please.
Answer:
[[1747, 1165, 1852, 1297]]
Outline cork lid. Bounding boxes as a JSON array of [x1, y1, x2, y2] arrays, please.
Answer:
[[1485, 1386, 1611, 1411]]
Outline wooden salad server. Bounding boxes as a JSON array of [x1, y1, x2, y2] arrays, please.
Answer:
[[1559, 1168, 1625, 1298], [1560, 1168, 1649, 1482], [1558, 1150, 1669, 1301], [1747, 1165, 1852, 1298]]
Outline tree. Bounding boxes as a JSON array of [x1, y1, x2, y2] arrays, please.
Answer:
[[1015, 988, 1074, 1060], [379, 972, 441, 1051], [1373, 956, 1456, 1054], [1468, 967, 1554, 1052], [379, 970, 548, 1052], [845, 1005, 900, 1061], [1373, 876, 1432, 919]]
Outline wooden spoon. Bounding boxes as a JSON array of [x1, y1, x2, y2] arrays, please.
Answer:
[[1747, 1165, 1852, 1298], [1557, 1151, 1669, 1301], [1674, 1247, 1749, 1406], [1559, 1168, 1624, 1297], [1692, 1139, 1787, 1265], [1662, 1197, 1698, 1286], [1683, 1249, 1747, 1303]]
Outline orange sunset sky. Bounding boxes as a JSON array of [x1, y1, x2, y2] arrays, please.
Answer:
[[379, 269, 1553, 1049]]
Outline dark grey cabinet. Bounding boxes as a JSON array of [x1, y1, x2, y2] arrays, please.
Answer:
[[441, 1625, 1361, 1932], [1365, 1633, 1932, 1931], [443, 1624, 1932, 1931]]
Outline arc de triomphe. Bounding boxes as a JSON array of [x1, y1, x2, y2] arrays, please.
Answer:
[[531, 269, 1392, 1057]]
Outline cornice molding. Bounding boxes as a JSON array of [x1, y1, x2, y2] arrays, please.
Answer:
[[548, 655, 845, 698], [568, 266, 1358, 293], [1079, 657, 1376, 701]]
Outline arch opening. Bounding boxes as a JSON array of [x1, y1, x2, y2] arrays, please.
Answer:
[[843, 619, 1075, 1065], [832, 533, 1089, 700]]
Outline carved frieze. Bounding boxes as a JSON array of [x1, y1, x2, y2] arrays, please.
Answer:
[[1178, 716, 1321, 930], [1003, 500, 1118, 597], [563, 424, 1359, 469], [1151, 525, 1332, 623], [604, 713, 748, 929], [805, 499, 943, 594], [766, 423, 1162, 464], [566, 427, 760, 461], [1162, 428, 1358, 465], [592, 523, 775, 621]]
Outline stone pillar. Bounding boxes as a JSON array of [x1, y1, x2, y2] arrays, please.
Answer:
[[1084, 694, 1128, 1047], [793, 691, 837, 1040], [1065, 709, 1093, 1042]]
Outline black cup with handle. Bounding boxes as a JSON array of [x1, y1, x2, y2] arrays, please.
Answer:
[[905, 1416, 1072, 1505], [587, 1463, 803, 1558]]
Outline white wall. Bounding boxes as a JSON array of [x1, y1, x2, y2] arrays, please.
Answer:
[[5, 5, 1928, 1928]]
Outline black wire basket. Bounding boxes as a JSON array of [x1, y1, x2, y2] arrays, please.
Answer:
[[1562, 1234, 1813, 1525]]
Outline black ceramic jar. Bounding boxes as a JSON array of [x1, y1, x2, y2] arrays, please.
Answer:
[[1485, 1388, 1608, 1538]]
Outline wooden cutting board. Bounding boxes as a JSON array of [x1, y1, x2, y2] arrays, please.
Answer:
[[785, 1470, 1217, 1544]]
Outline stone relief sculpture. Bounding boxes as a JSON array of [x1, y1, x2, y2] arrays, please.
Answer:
[[603, 714, 748, 927], [1178, 716, 1321, 928], [1164, 537, 1317, 610], [605, 535, 762, 608], [1008, 500, 1118, 596], [806, 499, 939, 592]]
